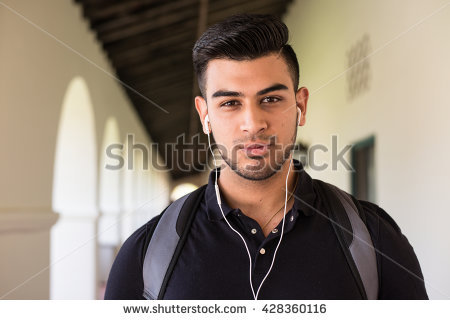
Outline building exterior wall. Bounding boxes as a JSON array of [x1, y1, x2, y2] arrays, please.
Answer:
[[284, 0, 450, 298], [0, 0, 170, 299]]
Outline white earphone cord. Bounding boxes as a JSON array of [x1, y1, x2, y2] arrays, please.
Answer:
[[207, 129, 293, 300]]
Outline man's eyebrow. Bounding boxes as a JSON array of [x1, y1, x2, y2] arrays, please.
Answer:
[[211, 84, 288, 99], [257, 83, 289, 96], [211, 90, 243, 98]]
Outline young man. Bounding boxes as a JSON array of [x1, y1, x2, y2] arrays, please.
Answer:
[[105, 14, 427, 300]]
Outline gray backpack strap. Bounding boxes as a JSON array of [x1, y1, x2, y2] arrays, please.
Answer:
[[142, 185, 207, 300], [328, 185, 379, 300], [142, 193, 190, 300]]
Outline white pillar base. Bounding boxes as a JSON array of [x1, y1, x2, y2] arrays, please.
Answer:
[[0, 209, 58, 299], [50, 214, 97, 300]]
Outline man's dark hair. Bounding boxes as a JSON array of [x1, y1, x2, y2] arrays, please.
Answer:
[[192, 13, 300, 98]]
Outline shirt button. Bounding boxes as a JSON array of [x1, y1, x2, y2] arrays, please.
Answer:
[[271, 228, 278, 234], [290, 215, 294, 222], [260, 248, 266, 255], [251, 228, 257, 234]]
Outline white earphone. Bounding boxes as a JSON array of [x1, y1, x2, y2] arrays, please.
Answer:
[[203, 114, 211, 134], [297, 106, 302, 126]]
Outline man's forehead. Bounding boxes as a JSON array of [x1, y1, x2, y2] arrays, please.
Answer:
[[204, 54, 293, 96], [206, 54, 288, 72]]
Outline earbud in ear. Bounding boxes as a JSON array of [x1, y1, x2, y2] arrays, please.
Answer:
[[297, 107, 302, 126], [203, 114, 210, 134]]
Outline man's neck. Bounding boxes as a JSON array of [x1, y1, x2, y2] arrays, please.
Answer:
[[217, 158, 298, 227]]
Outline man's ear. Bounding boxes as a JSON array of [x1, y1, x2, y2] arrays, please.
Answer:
[[195, 96, 209, 134], [295, 87, 309, 126]]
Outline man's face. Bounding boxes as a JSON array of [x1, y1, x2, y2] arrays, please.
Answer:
[[196, 53, 308, 180]]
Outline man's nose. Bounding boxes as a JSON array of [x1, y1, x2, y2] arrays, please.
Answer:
[[239, 104, 268, 136]]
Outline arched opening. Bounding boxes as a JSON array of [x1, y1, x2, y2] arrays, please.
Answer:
[[119, 138, 170, 240], [170, 183, 198, 202], [120, 136, 136, 242], [51, 77, 97, 299], [97, 117, 121, 299]]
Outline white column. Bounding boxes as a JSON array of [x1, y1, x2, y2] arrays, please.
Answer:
[[50, 211, 97, 299], [0, 209, 58, 299]]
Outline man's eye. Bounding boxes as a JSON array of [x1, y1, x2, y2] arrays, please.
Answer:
[[221, 100, 240, 107], [261, 96, 281, 103]]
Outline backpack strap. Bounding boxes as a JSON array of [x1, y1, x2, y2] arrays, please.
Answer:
[[315, 180, 379, 300], [142, 185, 207, 300]]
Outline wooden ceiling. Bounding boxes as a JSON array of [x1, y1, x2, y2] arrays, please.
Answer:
[[75, 0, 293, 180]]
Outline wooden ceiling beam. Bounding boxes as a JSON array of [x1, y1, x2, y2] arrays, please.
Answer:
[[133, 73, 193, 93], [125, 72, 193, 95], [143, 109, 192, 134], [133, 85, 192, 105], [140, 87, 192, 104], [119, 71, 192, 93], [111, 40, 194, 69], [82, 0, 155, 22], [142, 86, 193, 103], [117, 55, 192, 79], [93, 0, 198, 33], [141, 120, 190, 142], [128, 67, 192, 85], [99, 5, 199, 44], [111, 0, 279, 71], [208, 0, 282, 23], [250, 2, 287, 14], [103, 19, 197, 54], [137, 99, 188, 120], [128, 81, 192, 107], [108, 29, 193, 61], [208, 0, 255, 14]]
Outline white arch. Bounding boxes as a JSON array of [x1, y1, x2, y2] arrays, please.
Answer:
[[120, 135, 136, 241], [97, 116, 122, 299], [98, 117, 121, 244], [51, 76, 97, 299], [52, 77, 97, 214], [134, 154, 147, 227]]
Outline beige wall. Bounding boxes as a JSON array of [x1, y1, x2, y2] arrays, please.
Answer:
[[285, 0, 450, 298], [0, 0, 170, 299]]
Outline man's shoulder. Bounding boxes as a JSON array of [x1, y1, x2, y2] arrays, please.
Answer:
[[311, 178, 410, 250], [357, 199, 402, 233], [310, 177, 427, 298], [351, 198, 428, 299], [311, 178, 401, 235], [123, 214, 162, 259]]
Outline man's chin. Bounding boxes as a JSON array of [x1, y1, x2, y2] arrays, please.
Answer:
[[233, 165, 277, 181], [222, 156, 280, 181]]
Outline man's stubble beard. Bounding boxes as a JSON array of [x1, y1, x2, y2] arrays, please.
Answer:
[[218, 125, 298, 181]]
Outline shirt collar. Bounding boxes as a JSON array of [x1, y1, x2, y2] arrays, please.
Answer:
[[205, 159, 318, 222]]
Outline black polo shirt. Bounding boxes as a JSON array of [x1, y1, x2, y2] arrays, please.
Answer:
[[105, 160, 428, 300]]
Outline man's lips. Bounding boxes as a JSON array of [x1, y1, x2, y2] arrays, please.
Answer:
[[242, 142, 271, 156]]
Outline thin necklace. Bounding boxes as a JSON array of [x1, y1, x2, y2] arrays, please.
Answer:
[[261, 172, 299, 231]]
